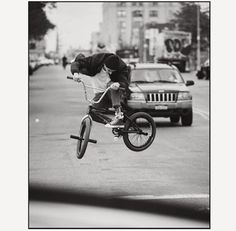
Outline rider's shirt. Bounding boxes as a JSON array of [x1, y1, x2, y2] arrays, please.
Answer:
[[91, 68, 110, 94]]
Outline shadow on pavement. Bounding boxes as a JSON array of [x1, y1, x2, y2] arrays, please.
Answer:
[[29, 184, 210, 223]]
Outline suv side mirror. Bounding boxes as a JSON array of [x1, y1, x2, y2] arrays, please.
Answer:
[[185, 80, 194, 86]]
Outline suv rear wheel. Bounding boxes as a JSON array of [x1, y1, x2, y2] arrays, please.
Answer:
[[181, 109, 193, 126]]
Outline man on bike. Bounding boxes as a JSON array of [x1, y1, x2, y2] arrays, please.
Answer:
[[70, 53, 130, 128]]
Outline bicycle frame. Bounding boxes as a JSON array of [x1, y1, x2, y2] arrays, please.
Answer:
[[78, 78, 112, 105], [68, 75, 149, 135], [68, 75, 125, 123]]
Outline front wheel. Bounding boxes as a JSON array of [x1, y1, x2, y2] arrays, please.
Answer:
[[123, 112, 156, 152], [76, 116, 92, 159], [170, 115, 180, 123]]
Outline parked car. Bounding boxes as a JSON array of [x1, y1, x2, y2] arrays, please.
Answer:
[[126, 63, 194, 126], [29, 58, 40, 76], [38, 57, 55, 66], [196, 59, 210, 80]]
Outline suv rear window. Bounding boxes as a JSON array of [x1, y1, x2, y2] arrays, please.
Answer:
[[131, 68, 184, 83]]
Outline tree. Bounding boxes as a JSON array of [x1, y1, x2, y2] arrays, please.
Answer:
[[171, 3, 210, 49], [29, 2, 56, 40]]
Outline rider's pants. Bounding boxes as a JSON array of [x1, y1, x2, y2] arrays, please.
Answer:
[[92, 88, 122, 109]]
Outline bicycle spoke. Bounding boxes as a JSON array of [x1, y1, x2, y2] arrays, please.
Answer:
[[123, 112, 156, 152], [127, 117, 153, 148]]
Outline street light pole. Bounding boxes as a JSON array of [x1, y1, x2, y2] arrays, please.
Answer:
[[196, 3, 201, 71], [143, 23, 147, 63]]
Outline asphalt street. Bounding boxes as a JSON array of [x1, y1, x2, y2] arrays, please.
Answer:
[[29, 65, 210, 228]]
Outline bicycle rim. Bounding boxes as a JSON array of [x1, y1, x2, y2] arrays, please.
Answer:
[[76, 117, 91, 159], [123, 113, 156, 151]]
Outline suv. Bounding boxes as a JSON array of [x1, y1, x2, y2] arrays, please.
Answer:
[[126, 63, 194, 126]]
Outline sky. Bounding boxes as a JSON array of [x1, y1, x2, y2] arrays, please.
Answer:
[[45, 2, 103, 53], [45, 1, 209, 54]]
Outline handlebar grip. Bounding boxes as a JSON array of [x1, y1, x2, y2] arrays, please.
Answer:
[[119, 87, 126, 91], [67, 76, 73, 80]]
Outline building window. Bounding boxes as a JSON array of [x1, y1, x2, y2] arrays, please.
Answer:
[[117, 2, 126, 7], [132, 10, 143, 17], [169, 9, 174, 18], [151, 2, 158, 6], [120, 28, 126, 34], [132, 2, 143, 6], [133, 21, 141, 28], [119, 21, 126, 29], [149, 10, 158, 17], [117, 10, 126, 17]]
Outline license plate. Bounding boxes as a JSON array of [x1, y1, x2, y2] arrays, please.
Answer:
[[155, 105, 168, 110]]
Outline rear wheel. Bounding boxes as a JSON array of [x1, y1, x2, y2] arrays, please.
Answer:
[[76, 116, 92, 159], [181, 109, 193, 126], [123, 112, 156, 152]]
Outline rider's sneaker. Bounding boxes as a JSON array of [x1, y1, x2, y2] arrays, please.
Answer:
[[105, 118, 124, 128]]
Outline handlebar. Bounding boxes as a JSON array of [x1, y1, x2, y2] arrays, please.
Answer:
[[67, 76, 126, 104]]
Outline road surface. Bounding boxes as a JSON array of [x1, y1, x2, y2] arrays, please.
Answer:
[[29, 65, 210, 228]]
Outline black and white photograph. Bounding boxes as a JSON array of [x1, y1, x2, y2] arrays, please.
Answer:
[[28, 1, 210, 228]]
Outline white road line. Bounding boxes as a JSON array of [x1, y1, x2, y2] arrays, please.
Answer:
[[194, 108, 209, 116], [193, 108, 209, 120], [118, 194, 209, 200], [194, 111, 209, 120]]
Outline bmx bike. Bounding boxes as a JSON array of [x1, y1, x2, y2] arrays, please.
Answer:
[[67, 76, 156, 159]]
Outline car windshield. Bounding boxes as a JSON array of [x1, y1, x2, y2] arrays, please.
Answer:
[[131, 68, 184, 83]]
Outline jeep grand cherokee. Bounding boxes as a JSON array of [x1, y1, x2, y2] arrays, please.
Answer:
[[127, 63, 194, 126]]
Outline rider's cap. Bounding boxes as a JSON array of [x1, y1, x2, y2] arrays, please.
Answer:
[[104, 55, 120, 71], [71, 53, 86, 74]]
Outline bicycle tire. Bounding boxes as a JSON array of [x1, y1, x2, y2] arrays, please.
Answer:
[[123, 112, 156, 152], [76, 116, 92, 159]]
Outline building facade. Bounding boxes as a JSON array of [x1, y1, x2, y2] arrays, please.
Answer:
[[99, 2, 181, 51]]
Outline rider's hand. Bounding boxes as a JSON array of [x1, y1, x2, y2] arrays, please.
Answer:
[[73, 73, 81, 82], [110, 82, 120, 90]]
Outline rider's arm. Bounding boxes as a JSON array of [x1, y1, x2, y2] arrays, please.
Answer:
[[115, 71, 130, 90], [73, 73, 81, 82], [70, 61, 80, 75]]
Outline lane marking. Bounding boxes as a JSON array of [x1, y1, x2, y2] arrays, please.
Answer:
[[118, 194, 209, 200], [194, 107, 209, 115], [193, 108, 209, 120]]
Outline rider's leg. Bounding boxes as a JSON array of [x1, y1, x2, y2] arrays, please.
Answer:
[[105, 89, 124, 128], [89, 93, 112, 124], [110, 89, 123, 117]]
